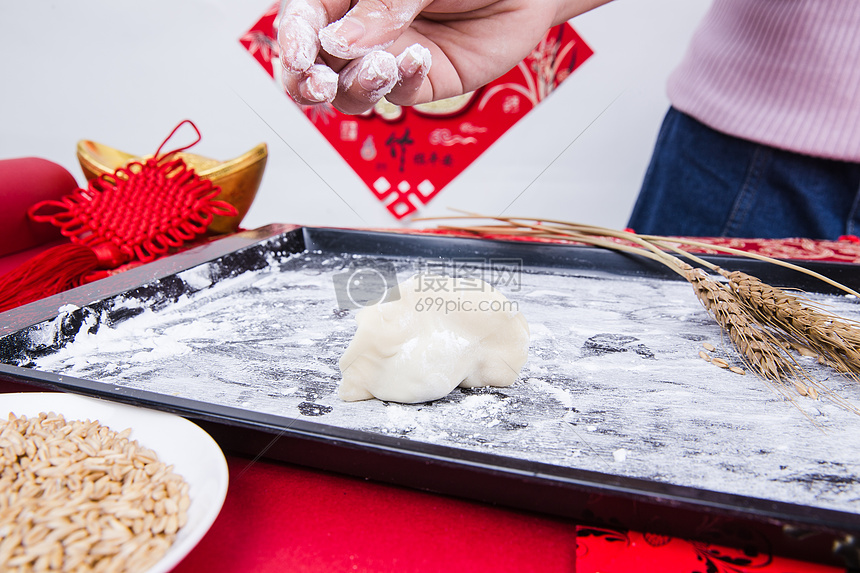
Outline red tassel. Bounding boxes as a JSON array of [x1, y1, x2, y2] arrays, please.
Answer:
[[0, 244, 100, 312]]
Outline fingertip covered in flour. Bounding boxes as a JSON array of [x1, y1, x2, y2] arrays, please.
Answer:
[[397, 43, 432, 78], [341, 50, 400, 102], [300, 64, 339, 103], [277, 0, 327, 72]]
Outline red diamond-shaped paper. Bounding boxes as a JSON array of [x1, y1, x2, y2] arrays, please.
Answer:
[[241, 4, 593, 219]]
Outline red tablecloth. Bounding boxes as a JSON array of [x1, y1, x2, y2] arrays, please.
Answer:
[[177, 456, 580, 572], [170, 457, 844, 573]]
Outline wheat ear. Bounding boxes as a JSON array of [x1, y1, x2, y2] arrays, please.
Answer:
[[722, 270, 860, 372]]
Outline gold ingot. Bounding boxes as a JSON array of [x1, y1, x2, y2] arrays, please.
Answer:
[[76, 140, 268, 235]]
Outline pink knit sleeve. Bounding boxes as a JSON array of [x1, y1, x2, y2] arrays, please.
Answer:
[[667, 0, 860, 162]]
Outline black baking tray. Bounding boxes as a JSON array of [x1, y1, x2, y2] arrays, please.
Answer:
[[2, 225, 860, 568]]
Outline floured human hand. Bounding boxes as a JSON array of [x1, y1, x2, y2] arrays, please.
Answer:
[[338, 275, 530, 404], [277, 0, 607, 114]]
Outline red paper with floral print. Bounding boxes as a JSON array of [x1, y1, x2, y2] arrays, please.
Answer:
[[240, 3, 593, 219], [417, 228, 860, 264], [575, 527, 844, 573]]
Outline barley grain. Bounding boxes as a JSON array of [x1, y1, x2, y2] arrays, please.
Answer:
[[0, 412, 190, 572]]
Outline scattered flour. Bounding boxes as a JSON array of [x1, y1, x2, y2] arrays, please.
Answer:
[[527, 378, 573, 409]]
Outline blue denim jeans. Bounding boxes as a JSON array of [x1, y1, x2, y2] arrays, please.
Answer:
[[627, 107, 860, 239]]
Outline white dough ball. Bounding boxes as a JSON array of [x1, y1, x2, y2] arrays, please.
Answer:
[[338, 274, 530, 403]]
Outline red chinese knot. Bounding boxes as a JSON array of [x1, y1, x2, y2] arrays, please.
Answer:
[[29, 121, 237, 265], [0, 121, 238, 312]]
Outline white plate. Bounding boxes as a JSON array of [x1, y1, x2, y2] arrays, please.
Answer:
[[0, 392, 229, 573]]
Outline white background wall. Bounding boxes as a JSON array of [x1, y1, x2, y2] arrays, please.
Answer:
[[0, 0, 711, 232]]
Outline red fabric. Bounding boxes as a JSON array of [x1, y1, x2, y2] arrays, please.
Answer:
[[416, 228, 860, 264], [662, 235, 860, 263], [575, 527, 842, 573], [0, 157, 78, 257], [171, 459, 847, 573], [175, 458, 578, 573]]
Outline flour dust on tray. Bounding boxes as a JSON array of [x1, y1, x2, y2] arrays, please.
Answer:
[[338, 275, 530, 403]]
